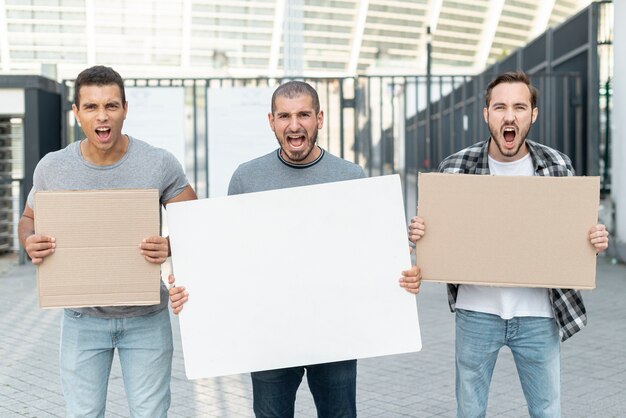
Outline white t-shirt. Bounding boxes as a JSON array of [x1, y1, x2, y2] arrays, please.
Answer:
[[455, 152, 553, 320]]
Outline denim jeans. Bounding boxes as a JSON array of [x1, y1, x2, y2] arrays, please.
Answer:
[[251, 359, 357, 418], [59, 308, 173, 418], [455, 309, 561, 418]]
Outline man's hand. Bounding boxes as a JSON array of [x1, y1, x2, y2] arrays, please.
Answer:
[[168, 274, 188, 315], [589, 224, 609, 254], [24, 234, 56, 265], [140, 236, 169, 264], [408, 216, 425, 244], [399, 264, 422, 295]]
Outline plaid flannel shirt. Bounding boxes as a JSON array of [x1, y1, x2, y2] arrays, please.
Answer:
[[438, 138, 587, 342]]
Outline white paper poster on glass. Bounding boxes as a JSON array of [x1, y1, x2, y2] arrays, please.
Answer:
[[124, 87, 186, 169], [208, 87, 277, 197]]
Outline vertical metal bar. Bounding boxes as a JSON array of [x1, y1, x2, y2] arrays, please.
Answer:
[[546, 74, 552, 149], [390, 79, 395, 174], [414, 76, 419, 171], [587, 3, 600, 175], [367, 76, 373, 177], [60, 82, 70, 147], [450, 76, 455, 155], [476, 75, 483, 141], [379, 77, 384, 175], [575, 76, 583, 172], [18, 179, 25, 265], [353, 77, 360, 165], [402, 76, 408, 208], [192, 81, 198, 193], [546, 28, 554, 147], [544, 75, 551, 149], [326, 81, 331, 150], [414, 76, 419, 213], [562, 76, 570, 157], [603, 78, 611, 191], [204, 80, 209, 198], [438, 76, 443, 165], [536, 77, 540, 146], [461, 76, 467, 149], [339, 79, 345, 159], [426, 50, 432, 169]]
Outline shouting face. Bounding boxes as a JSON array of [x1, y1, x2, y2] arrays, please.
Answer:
[[483, 81, 538, 162], [73, 83, 128, 165], [269, 94, 323, 164]]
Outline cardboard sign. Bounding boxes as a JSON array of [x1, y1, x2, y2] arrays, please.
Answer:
[[167, 175, 421, 379], [35, 189, 161, 308], [416, 173, 600, 289]]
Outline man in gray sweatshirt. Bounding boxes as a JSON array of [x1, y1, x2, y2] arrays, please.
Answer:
[[170, 81, 421, 418]]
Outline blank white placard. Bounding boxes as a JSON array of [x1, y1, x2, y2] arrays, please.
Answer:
[[167, 174, 421, 379]]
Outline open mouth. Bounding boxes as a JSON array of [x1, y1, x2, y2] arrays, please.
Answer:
[[503, 127, 516, 148], [286, 133, 306, 149], [95, 127, 111, 142]]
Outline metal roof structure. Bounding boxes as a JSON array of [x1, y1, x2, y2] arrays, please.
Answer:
[[0, 0, 591, 79]]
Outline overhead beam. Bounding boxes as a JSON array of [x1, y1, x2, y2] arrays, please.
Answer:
[[181, 0, 192, 68], [475, 0, 505, 71], [85, 0, 96, 66], [531, 0, 556, 38], [347, 0, 369, 76], [268, 0, 286, 77]]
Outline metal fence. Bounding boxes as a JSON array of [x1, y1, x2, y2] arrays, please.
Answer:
[[63, 71, 588, 219]]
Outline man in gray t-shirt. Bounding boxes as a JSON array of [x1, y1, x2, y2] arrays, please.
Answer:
[[169, 81, 422, 418], [18, 66, 197, 418]]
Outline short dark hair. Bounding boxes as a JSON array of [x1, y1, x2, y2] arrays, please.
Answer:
[[271, 81, 320, 114], [485, 71, 538, 109], [74, 65, 126, 107]]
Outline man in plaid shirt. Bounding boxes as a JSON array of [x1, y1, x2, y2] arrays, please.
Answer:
[[408, 71, 609, 418]]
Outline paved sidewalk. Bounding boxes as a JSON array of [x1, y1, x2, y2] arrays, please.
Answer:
[[1, 256, 625, 417]]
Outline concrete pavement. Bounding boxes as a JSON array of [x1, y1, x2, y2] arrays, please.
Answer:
[[1, 255, 624, 417]]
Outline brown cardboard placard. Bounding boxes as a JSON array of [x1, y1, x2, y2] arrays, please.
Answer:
[[416, 173, 599, 289], [34, 189, 161, 308]]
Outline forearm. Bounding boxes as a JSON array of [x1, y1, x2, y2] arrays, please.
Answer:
[[18, 215, 35, 248]]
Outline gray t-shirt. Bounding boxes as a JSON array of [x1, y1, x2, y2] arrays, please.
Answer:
[[27, 136, 189, 318], [228, 148, 365, 195]]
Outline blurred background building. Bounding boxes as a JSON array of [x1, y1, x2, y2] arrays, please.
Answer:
[[0, 0, 593, 79]]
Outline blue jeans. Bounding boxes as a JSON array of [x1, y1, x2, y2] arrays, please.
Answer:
[[455, 309, 561, 418], [251, 360, 357, 418], [59, 308, 173, 418]]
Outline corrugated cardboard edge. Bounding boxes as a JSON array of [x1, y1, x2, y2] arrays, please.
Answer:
[[420, 278, 595, 290]]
